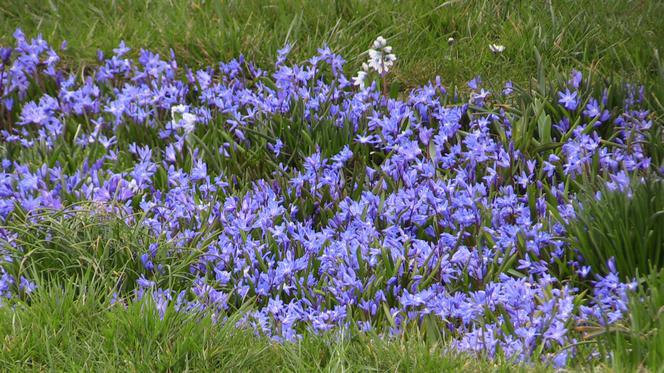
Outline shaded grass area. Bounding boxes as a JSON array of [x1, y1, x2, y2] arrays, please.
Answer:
[[1, 0, 663, 98]]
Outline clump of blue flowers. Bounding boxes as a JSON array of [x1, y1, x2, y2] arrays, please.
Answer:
[[0, 30, 657, 368]]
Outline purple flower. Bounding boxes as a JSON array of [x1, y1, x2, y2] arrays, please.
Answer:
[[468, 76, 482, 90], [0, 47, 11, 64], [558, 89, 579, 111], [268, 138, 284, 157]]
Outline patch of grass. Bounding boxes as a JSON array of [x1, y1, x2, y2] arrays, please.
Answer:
[[1, 207, 205, 300], [0, 0, 662, 98]]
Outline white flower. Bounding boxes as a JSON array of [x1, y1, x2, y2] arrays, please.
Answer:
[[367, 56, 383, 74], [352, 63, 370, 89], [169, 105, 198, 135], [356, 36, 397, 85], [372, 36, 387, 49], [367, 36, 396, 75], [372, 37, 396, 72], [352, 71, 368, 89], [489, 44, 505, 53], [447, 37, 456, 45], [170, 104, 187, 118]]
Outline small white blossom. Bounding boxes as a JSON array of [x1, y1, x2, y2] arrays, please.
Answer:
[[372, 36, 387, 49], [353, 36, 397, 89], [170, 105, 198, 135], [489, 44, 505, 53], [352, 71, 368, 89], [181, 112, 198, 133]]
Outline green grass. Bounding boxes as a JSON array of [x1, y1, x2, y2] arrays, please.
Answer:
[[1, 0, 663, 99], [1, 207, 202, 301], [0, 276, 537, 372]]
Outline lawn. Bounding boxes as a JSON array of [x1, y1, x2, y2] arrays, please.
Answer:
[[1, 1, 663, 371], [1, 0, 663, 97]]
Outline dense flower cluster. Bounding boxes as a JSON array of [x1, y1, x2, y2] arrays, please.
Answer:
[[0, 30, 656, 367]]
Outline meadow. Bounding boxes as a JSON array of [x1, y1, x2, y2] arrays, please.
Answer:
[[1, 1, 663, 371]]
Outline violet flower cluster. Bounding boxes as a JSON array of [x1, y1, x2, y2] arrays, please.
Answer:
[[0, 30, 656, 367]]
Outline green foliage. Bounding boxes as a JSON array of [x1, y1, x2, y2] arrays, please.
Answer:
[[565, 177, 664, 280]]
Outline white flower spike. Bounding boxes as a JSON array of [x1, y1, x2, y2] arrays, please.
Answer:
[[353, 36, 397, 90], [367, 36, 396, 75]]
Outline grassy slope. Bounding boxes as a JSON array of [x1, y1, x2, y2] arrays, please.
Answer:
[[1, 0, 663, 98]]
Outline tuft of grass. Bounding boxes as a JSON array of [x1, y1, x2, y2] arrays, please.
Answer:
[[565, 177, 664, 280], [0, 206, 205, 300]]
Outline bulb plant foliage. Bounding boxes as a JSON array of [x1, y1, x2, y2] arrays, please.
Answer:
[[565, 177, 664, 281]]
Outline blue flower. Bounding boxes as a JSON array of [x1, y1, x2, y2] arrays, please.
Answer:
[[558, 89, 579, 111]]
